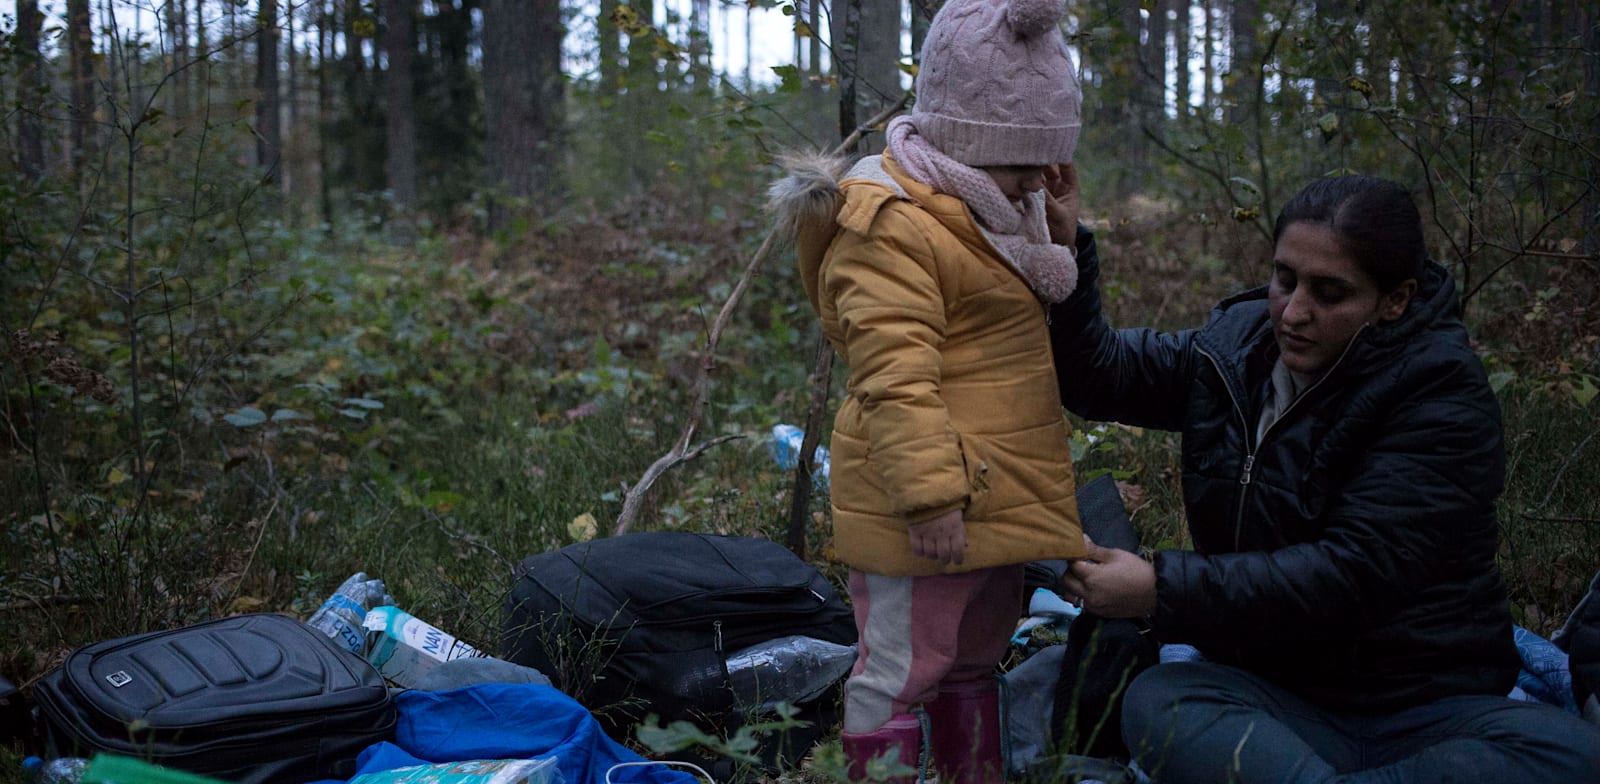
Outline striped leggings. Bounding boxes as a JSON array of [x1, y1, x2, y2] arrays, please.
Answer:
[[843, 565, 1024, 733]]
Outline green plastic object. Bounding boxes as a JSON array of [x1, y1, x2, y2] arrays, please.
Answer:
[[81, 755, 229, 784]]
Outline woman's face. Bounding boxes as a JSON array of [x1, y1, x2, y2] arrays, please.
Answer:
[[981, 165, 1049, 201], [1268, 222, 1415, 374]]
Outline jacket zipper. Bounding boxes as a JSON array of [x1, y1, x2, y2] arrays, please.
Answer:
[[1197, 325, 1365, 548]]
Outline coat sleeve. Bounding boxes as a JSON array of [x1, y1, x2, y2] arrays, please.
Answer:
[[1046, 228, 1200, 431], [1152, 353, 1507, 643], [827, 206, 968, 523]]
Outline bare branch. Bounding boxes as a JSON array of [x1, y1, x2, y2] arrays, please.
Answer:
[[614, 94, 911, 535]]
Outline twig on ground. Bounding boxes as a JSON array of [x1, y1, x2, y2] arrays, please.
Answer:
[[1519, 514, 1600, 526], [0, 594, 90, 613], [225, 495, 280, 610]]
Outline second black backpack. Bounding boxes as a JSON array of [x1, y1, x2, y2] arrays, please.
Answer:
[[33, 613, 396, 783], [501, 532, 857, 732]]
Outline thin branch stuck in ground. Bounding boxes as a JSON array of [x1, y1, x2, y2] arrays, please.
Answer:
[[615, 93, 911, 536]]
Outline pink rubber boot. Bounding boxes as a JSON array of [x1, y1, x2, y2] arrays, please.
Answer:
[[840, 712, 927, 783], [925, 680, 1005, 784]]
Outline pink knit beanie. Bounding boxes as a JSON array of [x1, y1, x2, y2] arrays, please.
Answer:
[[911, 0, 1081, 167]]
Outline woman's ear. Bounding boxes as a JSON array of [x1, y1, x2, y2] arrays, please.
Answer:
[[1379, 279, 1418, 322]]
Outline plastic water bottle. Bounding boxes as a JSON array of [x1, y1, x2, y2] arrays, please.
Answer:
[[22, 757, 88, 784], [307, 572, 395, 655], [768, 424, 831, 489], [725, 635, 857, 712]]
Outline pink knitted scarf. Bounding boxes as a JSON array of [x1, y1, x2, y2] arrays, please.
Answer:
[[885, 116, 1077, 303]]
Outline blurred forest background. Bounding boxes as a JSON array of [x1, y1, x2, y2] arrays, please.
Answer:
[[0, 0, 1597, 770]]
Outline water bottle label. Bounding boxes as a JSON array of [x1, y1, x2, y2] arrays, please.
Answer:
[[397, 616, 482, 662], [328, 593, 365, 615]]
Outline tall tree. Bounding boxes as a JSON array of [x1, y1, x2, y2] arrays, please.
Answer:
[[1173, 0, 1190, 118], [689, 0, 712, 89], [17, 0, 45, 179], [318, 0, 335, 225], [383, 0, 418, 209], [832, 0, 903, 149], [1143, 0, 1168, 108], [256, 0, 282, 170], [1586, 3, 1599, 256], [1201, 0, 1215, 117], [811, 0, 827, 77], [1227, 0, 1258, 125], [167, 0, 190, 117], [417, 0, 481, 210], [622, 0, 657, 184], [599, 0, 622, 98], [67, 0, 96, 181], [483, 0, 564, 227]]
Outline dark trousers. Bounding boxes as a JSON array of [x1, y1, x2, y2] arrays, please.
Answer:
[[1122, 661, 1600, 784]]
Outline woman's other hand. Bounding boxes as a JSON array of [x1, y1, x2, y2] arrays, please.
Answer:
[[909, 509, 968, 565], [1044, 163, 1081, 247], [1061, 536, 1156, 618]]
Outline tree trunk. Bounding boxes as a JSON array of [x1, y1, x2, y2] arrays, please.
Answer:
[[67, 0, 96, 182], [483, 0, 564, 229], [1201, 0, 1215, 117], [1145, 0, 1169, 117], [256, 0, 282, 170], [1586, 2, 1599, 256], [855, 0, 901, 151], [383, 0, 417, 210], [833, 0, 862, 148], [1313, 0, 1349, 168], [599, 0, 621, 98], [1227, 0, 1258, 126], [689, 0, 711, 89], [319, 0, 334, 226], [285, 2, 299, 203], [169, 0, 189, 118], [810, 0, 825, 76], [17, 0, 45, 179], [1174, 0, 1190, 118], [623, 0, 656, 184]]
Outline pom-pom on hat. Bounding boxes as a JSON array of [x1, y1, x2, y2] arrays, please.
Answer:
[[910, 0, 1082, 167]]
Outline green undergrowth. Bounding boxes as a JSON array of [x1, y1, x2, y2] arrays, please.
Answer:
[[2, 194, 1596, 780]]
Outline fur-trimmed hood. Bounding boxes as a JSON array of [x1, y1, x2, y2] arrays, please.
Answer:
[[767, 151, 853, 314]]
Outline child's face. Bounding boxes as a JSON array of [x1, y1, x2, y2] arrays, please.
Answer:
[[980, 165, 1050, 201]]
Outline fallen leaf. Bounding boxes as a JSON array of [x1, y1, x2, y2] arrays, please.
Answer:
[[568, 512, 599, 542]]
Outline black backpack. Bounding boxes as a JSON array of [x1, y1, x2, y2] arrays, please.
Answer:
[[33, 613, 396, 783], [501, 532, 857, 735]]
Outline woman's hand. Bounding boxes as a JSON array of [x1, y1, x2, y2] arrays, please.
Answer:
[[1060, 536, 1157, 619], [909, 509, 967, 565], [1043, 163, 1081, 247]]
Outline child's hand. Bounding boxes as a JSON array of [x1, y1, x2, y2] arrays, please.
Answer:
[[909, 509, 967, 565], [1043, 163, 1081, 246]]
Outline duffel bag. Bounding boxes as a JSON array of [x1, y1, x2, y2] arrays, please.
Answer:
[[501, 532, 856, 734]]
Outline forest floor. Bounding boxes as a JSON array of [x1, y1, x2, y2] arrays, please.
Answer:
[[2, 190, 1597, 779]]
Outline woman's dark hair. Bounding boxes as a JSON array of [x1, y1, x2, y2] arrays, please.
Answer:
[[1272, 176, 1426, 292]]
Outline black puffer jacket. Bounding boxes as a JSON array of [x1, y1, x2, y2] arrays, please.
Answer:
[[1048, 230, 1519, 712]]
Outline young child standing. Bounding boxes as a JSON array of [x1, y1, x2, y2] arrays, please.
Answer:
[[769, 0, 1086, 780]]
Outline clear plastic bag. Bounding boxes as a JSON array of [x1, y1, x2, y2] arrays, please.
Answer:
[[724, 635, 856, 712], [347, 757, 562, 784]]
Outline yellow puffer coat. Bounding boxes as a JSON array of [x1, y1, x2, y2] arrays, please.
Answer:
[[775, 152, 1085, 576]]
